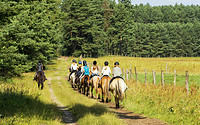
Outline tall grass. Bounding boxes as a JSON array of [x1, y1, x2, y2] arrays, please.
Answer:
[[77, 56, 200, 124], [0, 80, 63, 125], [124, 81, 200, 124]]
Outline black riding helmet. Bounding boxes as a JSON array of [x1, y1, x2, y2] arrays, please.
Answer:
[[72, 59, 76, 62], [104, 61, 108, 66], [114, 62, 119, 65], [93, 61, 97, 65], [83, 60, 87, 66]]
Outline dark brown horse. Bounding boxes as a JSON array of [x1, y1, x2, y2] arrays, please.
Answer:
[[81, 75, 90, 96], [99, 75, 111, 103], [75, 74, 82, 92], [36, 71, 45, 89]]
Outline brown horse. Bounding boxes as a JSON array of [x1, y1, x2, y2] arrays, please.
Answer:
[[99, 75, 111, 103], [89, 75, 101, 99], [81, 75, 90, 96], [75, 74, 82, 92], [36, 71, 46, 90], [109, 78, 128, 108]]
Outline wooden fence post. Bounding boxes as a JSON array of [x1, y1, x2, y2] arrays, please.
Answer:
[[174, 70, 176, 86], [145, 68, 147, 84], [129, 64, 132, 79], [130, 69, 133, 79], [185, 71, 189, 95], [161, 70, 164, 87], [135, 67, 137, 82], [153, 70, 156, 85], [126, 69, 129, 81], [123, 68, 125, 79]]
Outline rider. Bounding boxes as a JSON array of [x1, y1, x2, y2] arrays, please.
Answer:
[[80, 60, 90, 83], [76, 61, 83, 78], [68, 59, 77, 81], [99, 61, 111, 81], [90, 60, 99, 79], [109, 62, 124, 85], [33, 60, 47, 81]]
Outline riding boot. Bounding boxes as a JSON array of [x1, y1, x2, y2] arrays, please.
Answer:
[[33, 72, 37, 81]]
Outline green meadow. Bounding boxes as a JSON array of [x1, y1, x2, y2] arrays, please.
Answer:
[[1, 56, 200, 125], [77, 56, 200, 124], [0, 58, 125, 125]]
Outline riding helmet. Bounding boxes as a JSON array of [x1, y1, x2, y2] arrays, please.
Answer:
[[114, 62, 119, 65], [93, 61, 97, 65], [78, 61, 82, 64], [83, 60, 87, 66], [104, 61, 108, 66], [72, 59, 76, 62]]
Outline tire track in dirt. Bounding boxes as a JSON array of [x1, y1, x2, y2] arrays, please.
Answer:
[[48, 77, 77, 125]]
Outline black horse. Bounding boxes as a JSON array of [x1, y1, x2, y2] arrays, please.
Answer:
[[36, 71, 45, 89]]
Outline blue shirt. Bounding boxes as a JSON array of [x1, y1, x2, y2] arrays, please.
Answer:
[[84, 66, 89, 75]]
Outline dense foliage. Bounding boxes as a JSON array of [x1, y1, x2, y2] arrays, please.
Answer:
[[61, 0, 200, 57], [1, 0, 200, 78], [0, 0, 63, 78]]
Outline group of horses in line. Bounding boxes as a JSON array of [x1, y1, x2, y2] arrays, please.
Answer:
[[68, 68, 128, 109]]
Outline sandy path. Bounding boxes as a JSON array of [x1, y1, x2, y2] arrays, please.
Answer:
[[48, 77, 77, 125]]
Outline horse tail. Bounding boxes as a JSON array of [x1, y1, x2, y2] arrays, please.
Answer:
[[116, 80, 121, 96], [84, 76, 89, 86]]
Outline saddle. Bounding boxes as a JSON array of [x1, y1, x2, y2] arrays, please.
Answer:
[[110, 76, 124, 85]]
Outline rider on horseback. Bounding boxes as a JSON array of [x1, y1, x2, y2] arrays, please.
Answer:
[[68, 59, 77, 81], [80, 60, 90, 82], [99, 61, 111, 82], [90, 60, 99, 79], [109, 62, 124, 85], [33, 60, 47, 81], [76, 61, 83, 78]]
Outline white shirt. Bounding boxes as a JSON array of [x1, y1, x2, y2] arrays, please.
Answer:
[[71, 63, 77, 71], [101, 66, 111, 76], [91, 66, 99, 74]]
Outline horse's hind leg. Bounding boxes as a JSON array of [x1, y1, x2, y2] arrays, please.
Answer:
[[41, 82, 44, 90], [106, 97, 109, 103], [91, 87, 94, 98], [120, 94, 124, 109], [115, 96, 119, 108], [38, 83, 40, 89], [86, 87, 89, 97], [83, 86, 86, 95], [117, 97, 120, 108]]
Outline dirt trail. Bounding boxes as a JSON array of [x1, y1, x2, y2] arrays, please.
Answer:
[[104, 102, 167, 125], [56, 56, 167, 125], [48, 77, 77, 125]]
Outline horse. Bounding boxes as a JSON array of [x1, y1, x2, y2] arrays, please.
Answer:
[[36, 71, 45, 90], [75, 73, 82, 92], [69, 72, 76, 88], [89, 75, 101, 99], [99, 75, 111, 103], [109, 78, 128, 108], [81, 75, 90, 96]]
